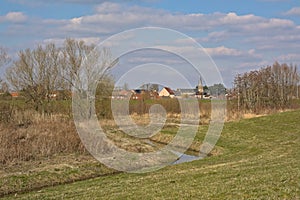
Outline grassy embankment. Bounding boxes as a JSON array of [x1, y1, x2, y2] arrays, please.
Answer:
[[2, 109, 299, 199]]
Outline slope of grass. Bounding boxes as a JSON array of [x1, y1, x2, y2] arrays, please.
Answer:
[[4, 110, 300, 199]]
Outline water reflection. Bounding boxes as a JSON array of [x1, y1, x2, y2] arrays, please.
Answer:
[[170, 150, 204, 165], [144, 139, 204, 165]]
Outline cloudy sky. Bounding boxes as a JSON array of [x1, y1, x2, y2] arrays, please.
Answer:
[[1, 0, 300, 88]]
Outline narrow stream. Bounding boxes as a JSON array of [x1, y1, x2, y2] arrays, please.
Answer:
[[144, 139, 204, 165], [171, 150, 204, 165]]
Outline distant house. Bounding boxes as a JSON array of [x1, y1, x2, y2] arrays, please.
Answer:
[[10, 92, 19, 98], [131, 89, 145, 100], [147, 90, 159, 100], [159, 87, 175, 98], [112, 90, 132, 99], [176, 88, 196, 98], [47, 90, 72, 100], [225, 93, 235, 100], [48, 92, 58, 99], [111, 89, 159, 100], [131, 89, 158, 100]]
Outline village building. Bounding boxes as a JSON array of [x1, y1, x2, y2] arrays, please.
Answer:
[[111, 89, 159, 100], [175, 88, 197, 98], [10, 92, 19, 98], [195, 77, 204, 99], [159, 87, 175, 98]]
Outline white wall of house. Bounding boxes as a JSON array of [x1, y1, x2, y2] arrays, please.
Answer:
[[159, 88, 175, 98]]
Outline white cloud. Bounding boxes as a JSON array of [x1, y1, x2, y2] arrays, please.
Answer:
[[54, 3, 294, 40], [284, 7, 300, 16], [277, 53, 300, 62], [205, 46, 242, 57], [2, 2, 300, 86], [219, 12, 260, 25], [205, 46, 262, 60], [95, 2, 123, 13], [8, 0, 159, 6], [4, 2, 296, 43], [70, 17, 82, 25], [201, 31, 229, 43], [42, 37, 101, 46], [0, 12, 28, 23]]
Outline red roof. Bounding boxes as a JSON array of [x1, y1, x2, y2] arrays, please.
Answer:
[[164, 87, 175, 95], [10, 92, 19, 97]]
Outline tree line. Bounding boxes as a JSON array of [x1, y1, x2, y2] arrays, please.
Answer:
[[233, 62, 299, 112], [1, 41, 299, 117], [1, 39, 116, 114]]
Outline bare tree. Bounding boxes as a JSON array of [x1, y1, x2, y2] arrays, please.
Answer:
[[0, 47, 11, 87], [62, 39, 118, 119], [5, 38, 117, 117], [6, 43, 62, 112], [0, 47, 10, 66], [61, 39, 93, 92], [1, 82, 9, 93], [61, 38, 117, 95], [233, 62, 299, 112]]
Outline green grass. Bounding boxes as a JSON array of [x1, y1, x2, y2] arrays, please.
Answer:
[[3, 110, 300, 199], [0, 155, 117, 197]]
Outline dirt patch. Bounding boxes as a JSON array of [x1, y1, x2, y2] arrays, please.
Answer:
[[243, 113, 266, 119]]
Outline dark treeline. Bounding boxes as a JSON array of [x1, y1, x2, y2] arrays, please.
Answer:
[[233, 62, 299, 112]]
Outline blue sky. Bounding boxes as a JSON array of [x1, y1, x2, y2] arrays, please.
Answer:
[[1, 0, 300, 87]]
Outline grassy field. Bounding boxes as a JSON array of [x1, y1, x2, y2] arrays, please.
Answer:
[[2, 109, 300, 199]]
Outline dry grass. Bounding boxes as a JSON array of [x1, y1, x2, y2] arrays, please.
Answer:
[[0, 101, 292, 166], [0, 112, 85, 165]]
